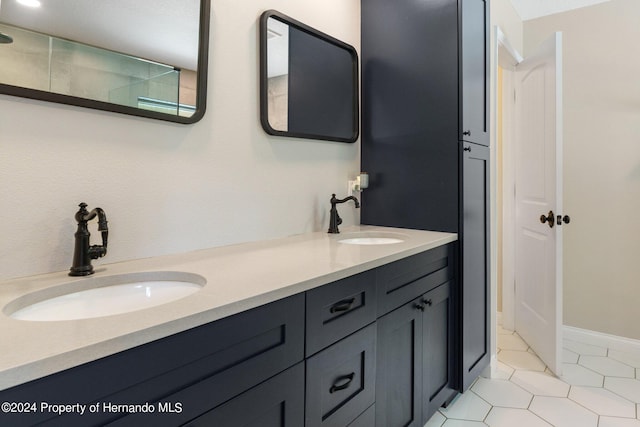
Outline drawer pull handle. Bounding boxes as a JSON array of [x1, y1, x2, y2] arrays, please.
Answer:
[[330, 297, 356, 313], [330, 372, 355, 393], [414, 303, 425, 311]]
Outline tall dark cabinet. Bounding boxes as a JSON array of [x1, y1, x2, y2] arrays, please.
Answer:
[[361, 0, 490, 395]]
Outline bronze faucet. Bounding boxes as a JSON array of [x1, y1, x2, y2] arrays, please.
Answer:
[[69, 203, 108, 276], [328, 194, 360, 234]]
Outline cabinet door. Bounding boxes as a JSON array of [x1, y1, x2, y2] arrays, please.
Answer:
[[461, 142, 490, 390], [422, 282, 456, 422], [376, 298, 423, 427], [460, 0, 489, 146], [183, 363, 304, 427]]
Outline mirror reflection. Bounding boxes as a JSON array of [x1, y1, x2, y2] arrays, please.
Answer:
[[0, 0, 209, 123], [260, 11, 359, 143]]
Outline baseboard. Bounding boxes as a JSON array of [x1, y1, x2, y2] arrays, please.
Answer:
[[564, 325, 640, 353]]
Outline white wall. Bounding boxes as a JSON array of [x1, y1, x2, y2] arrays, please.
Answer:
[[524, 0, 640, 340], [492, 0, 524, 54], [0, 0, 361, 282]]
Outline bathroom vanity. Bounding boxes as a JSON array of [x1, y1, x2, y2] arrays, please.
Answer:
[[0, 227, 457, 427]]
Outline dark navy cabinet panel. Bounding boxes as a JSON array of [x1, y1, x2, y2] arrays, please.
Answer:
[[423, 282, 456, 422], [305, 324, 376, 427], [460, 0, 490, 146], [183, 362, 305, 427], [360, 0, 459, 233], [347, 405, 375, 427], [376, 297, 423, 427], [461, 142, 490, 390], [306, 270, 377, 357]]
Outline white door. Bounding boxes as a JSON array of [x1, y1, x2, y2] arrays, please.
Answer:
[[514, 33, 563, 375]]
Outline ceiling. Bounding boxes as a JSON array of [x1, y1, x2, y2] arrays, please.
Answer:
[[0, 0, 200, 70], [508, 0, 612, 20]]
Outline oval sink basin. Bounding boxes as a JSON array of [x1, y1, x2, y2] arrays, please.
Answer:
[[337, 231, 406, 245], [5, 271, 205, 321]]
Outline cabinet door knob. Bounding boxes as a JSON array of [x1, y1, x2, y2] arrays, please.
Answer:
[[414, 303, 425, 311], [330, 297, 356, 313], [557, 215, 571, 225], [422, 299, 432, 306], [463, 130, 472, 136], [329, 372, 355, 393], [463, 146, 471, 152]]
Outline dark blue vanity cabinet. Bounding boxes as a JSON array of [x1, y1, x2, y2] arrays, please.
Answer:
[[375, 245, 457, 427], [0, 243, 456, 427], [361, 0, 491, 395]]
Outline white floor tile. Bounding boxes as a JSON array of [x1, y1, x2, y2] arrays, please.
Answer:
[[609, 350, 640, 369], [563, 339, 608, 356], [439, 391, 491, 421], [511, 370, 570, 397], [441, 420, 487, 427], [430, 329, 640, 427], [579, 356, 636, 378], [484, 407, 552, 427], [425, 410, 446, 427], [481, 361, 514, 380], [563, 348, 579, 364], [605, 378, 640, 403], [560, 363, 605, 387], [569, 386, 636, 417], [499, 350, 546, 371], [498, 334, 529, 351], [598, 417, 640, 427], [471, 377, 532, 408], [529, 396, 598, 427]]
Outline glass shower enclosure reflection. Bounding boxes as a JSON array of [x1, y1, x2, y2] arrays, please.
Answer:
[[0, 23, 195, 117]]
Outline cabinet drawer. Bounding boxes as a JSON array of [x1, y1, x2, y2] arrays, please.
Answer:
[[306, 270, 376, 356], [182, 362, 305, 427], [377, 244, 454, 315], [306, 324, 376, 427]]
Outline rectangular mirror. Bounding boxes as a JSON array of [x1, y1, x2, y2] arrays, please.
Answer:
[[260, 10, 359, 143], [0, 0, 210, 124]]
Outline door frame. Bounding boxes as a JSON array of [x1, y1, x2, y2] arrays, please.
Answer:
[[492, 26, 523, 337]]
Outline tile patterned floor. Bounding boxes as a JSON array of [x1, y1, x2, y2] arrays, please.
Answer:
[[425, 325, 640, 427]]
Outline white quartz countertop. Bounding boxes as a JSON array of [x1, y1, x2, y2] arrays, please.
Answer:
[[0, 226, 457, 391]]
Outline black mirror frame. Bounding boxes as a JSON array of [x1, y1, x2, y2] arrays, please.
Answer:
[[0, 0, 210, 125], [259, 10, 359, 143]]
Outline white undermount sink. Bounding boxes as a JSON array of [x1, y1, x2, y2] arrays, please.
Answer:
[[337, 231, 407, 245], [5, 271, 205, 321]]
